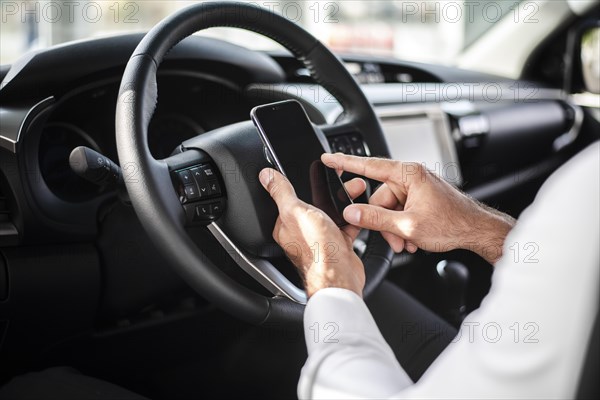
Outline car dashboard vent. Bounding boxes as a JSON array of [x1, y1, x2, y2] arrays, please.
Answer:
[[0, 186, 10, 222], [0, 181, 18, 245]]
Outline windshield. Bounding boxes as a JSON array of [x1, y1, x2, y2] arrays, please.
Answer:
[[1, 0, 524, 66]]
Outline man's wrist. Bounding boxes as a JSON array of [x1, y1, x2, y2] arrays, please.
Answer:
[[304, 258, 365, 298], [467, 206, 516, 264]]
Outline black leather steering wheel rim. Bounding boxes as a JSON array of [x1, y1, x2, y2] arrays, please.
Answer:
[[116, 2, 393, 326]]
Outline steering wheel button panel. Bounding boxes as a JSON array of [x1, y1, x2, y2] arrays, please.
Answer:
[[195, 204, 212, 219], [328, 133, 369, 157], [190, 167, 204, 181], [198, 182, 210, 197], [184, 184, 200, 200], [353, 144, 365, 156], [348, 133, 361, 143], [208, 180, 221, 196], [183, 199, 226, 222], [189, 167, 209, 197], [349, 134, 368, 156], [201, 166, 215, 177], [211, 202, 222, 214], [172, 162, 226, 225], [178, 170, 194, 185], [330, 136, 350, 153]]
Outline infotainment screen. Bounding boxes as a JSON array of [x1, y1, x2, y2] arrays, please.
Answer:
[[379, 108, 461, 185]]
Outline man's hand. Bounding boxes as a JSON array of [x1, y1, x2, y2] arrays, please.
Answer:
[[259, 168, 367, 298], [322, 153, 516, 264]]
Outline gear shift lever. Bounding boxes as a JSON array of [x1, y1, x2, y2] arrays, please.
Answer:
[[436, 260, 469, 327]]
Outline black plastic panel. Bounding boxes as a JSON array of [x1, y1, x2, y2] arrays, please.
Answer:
[[0, 255, 7, 301], [0, 244, 100, 378], [461, 101, 569, 188], [0, 34, 285, 102], [95, 204, 190, 320]]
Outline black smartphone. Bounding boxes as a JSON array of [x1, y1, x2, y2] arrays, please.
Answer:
[[251, 100, 353, 227]]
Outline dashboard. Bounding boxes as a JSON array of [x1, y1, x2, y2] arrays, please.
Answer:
[[0, 33, 588, 247], [38, 73, 249, 202]]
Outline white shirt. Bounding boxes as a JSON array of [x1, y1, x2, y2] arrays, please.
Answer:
[[299, 142, 600, 399]]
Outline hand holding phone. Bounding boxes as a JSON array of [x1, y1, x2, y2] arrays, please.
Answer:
[[251, 100, 353, 226]]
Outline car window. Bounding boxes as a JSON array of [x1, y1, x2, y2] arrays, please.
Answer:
[[1, 0, 525, 67]]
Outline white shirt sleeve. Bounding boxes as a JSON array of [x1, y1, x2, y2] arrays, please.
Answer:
[[298, 142, 600, 400], [298, 288, 413, 399]]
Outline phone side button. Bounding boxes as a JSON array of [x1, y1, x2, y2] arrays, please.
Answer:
[[263, 146, 275, 166]]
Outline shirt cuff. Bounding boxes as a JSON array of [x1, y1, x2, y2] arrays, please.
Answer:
[[304, 288, 383, 353], [300, 287, 413, 399]]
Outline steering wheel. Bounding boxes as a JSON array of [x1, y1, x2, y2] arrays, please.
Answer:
[[115, 2, 393, 326]]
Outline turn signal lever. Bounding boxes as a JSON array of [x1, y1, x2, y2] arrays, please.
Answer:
[[69, 146, 129, 203]]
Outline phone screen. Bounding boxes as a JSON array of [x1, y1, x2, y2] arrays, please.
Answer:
[[251, 100, 352, 226]]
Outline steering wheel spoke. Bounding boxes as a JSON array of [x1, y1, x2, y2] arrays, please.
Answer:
[[208, 222, 307, 304]]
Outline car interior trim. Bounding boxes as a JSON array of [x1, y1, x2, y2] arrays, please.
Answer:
[[554, 103, 584, 151], [0, 97, 54, 153], [207, 221, 307, 304]]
